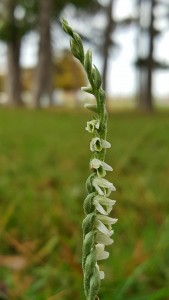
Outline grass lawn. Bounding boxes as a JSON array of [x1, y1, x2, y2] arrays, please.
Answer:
[[0, 109, 169, 300]]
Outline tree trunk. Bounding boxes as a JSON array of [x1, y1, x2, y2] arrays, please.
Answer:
[[137, 68, 147, 109], [137, 0, 145, 109], [102, 0, 115, 92], [34, 0, 53, 107], [137, 0, 155, 111], [146, 0, 155, 111], [6, 0, 22, 106]]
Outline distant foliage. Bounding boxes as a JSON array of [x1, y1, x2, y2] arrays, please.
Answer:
[[22, 67, 34, 91], [21, 51, 87, 92], [0, 0, 36, 42], [53, 50, 87, 91]]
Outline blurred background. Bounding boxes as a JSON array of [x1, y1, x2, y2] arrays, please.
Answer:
[[0, 0, 169, 299]]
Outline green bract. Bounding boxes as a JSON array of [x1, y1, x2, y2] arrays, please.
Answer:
[[61, 18, 117, 300]]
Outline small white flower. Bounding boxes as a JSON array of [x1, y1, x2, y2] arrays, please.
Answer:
[[93, 200, 109, 215], [93, 195, 116, 215], [95, 196, 116, 206], [90, 158, 113, 177], [96, 232, 114, 245], [90, 138, 102, 152], [95, 219, 112, 235], [97, 215, 118, 226], [85, 120, 100, 133], [92, 177, 116, 196], [90, 138, 111, 152], [96, 244, 109, 260], [96, 262, 105, 280]]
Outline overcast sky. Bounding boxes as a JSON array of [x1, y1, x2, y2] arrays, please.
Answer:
[[0, 0, 169, 98]]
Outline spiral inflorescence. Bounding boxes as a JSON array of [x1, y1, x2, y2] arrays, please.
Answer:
[[61, 19, 117, 300]]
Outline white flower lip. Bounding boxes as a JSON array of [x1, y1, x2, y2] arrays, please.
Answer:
[[93, 195, 116, 215], [101, 139, 111, 149], [93, 200, 110, 215], [96, 244, 109, 260], [101, 161, 113, 171], [97, 215, 118, 225], [96, 232, 114, 245], [84, 103, 98, 113], [90, 138, 111, 152], [94, 196, 116, 206], [95, 219, 112, 235], [92, 177, 116, 196], [93, 177, 115, 189], [96, 262, 105, 280]]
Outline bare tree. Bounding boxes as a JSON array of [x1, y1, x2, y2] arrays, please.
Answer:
[[146, 0, 155, 111], [136, 0, 169, 111], [33, 0, 53, 107], [0, 0, 36, 106], [137, 0, 156, 111], [5, 0, 22, 106], [102, 0, 115, 91]]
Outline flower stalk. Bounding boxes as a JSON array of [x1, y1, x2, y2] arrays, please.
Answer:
[[61, 19, 117, 300]]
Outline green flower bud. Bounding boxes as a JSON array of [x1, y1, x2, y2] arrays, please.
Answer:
[[83, 192, 95, 214], [84, 248, 97, 296], [73, 32, 84, 63], [81, 86, 94, 95], [84, 49, 93, 79], [70, 39, 81, 61], [61, 18, 74, 38], [82, 212, 95, 235], [86, 173, 96, 193], [82, 231, 95, 269], [84, 248, 97, 278], [92, 65, 102, 90], [88, 267, 101, 300]]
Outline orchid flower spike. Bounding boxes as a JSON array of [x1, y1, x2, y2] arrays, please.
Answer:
[[62, 18, 118, 300]]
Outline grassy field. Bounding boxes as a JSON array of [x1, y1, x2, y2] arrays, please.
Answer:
[[0, 109, 169, 300]]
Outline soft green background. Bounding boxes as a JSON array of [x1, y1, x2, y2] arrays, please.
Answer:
[[0, 109, 169, 299]]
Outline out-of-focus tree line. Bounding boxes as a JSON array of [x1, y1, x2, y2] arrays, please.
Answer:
[[0, 0, 169, 110]]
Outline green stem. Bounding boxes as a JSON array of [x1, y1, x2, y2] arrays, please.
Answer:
[[95, 91, 107, 160]]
